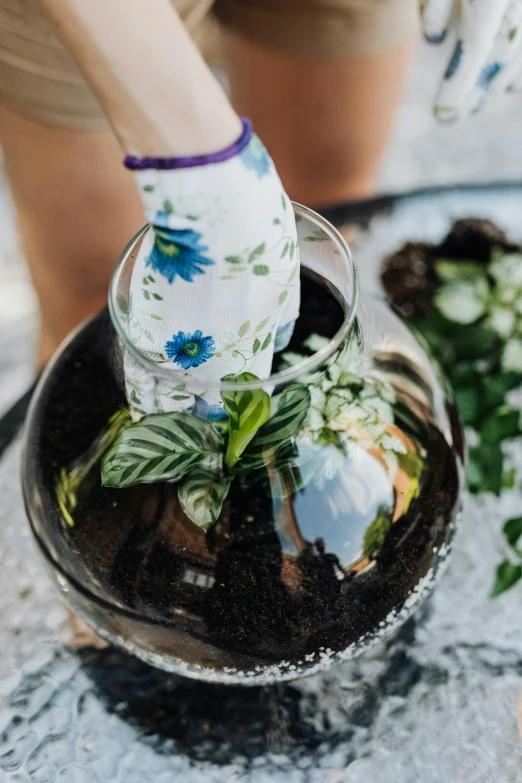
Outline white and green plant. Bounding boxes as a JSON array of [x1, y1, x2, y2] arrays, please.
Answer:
[[281, 333, 413, 485]]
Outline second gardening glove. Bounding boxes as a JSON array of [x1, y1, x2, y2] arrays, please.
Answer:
[[422, 0, 522, 121]]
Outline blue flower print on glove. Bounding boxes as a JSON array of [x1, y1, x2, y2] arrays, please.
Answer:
[[165, 330, 215, 369], [238, 135, 271, 178], [148, 212, 214, 284]]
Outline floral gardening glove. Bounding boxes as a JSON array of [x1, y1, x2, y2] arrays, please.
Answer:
[[122, 118, 300, 421], [422, 0, 522, 122]]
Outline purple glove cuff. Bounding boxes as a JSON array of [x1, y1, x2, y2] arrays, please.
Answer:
[[124, 117, 252, 171]]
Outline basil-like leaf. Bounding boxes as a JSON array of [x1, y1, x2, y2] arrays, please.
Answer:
[[503, 516, 522, 556], [233, 383, 311, 473], [178, 468, 232, 530], [491, 561, 522, 597], [101, 412, 224, 488], [480, 405, 521, 443], [221, 372, 270, 469]]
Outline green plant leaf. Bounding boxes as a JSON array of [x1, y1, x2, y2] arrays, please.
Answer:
[[150, 314, 162, 321], [450, 325, 498, 361], [435, 259, 487, 282], [468, 443, 503, 495], [503, 516, 522, 555], [221, 372, 271, 469], [178, 468, 232, 530], [253, 338, 261, 353], [143, 290, 150, 300], [249, 243, 266, 262], [281, 243, 289, 259], [454, 387, 480, 426], [225, 255, 243, 264], [163, 199, 173, 214], [143, 184, 154, 193], [503, 466, 516, 490], [101, 412, 224, 488], [253, 264, 269, 276], [491, 561, 522, 597], [481, 373, 520, 411], [238, 320, 250, 337], [434, 277, 490, 325], [467, 454, 484, 491], [152, 292, 163, 300], [279, 290, 288, 305], [480, 406, 521, 443], [233, 383, 311, 473]]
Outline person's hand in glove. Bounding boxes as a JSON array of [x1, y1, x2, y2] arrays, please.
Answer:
[[39, 0, 299, 421], [123, 121, 299, 419], [422, 0, 522, 122]]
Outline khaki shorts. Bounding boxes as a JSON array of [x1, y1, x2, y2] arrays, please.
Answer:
[[0, 0, 418, 130]]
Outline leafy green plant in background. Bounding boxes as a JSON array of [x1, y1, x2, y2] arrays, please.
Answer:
[[413, 251, 522, 497], [491, 517, 522, 596], [384, 238, 522, 596]]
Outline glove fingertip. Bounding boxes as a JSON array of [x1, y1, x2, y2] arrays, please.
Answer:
[[424, 28, 448, 45], [433, 104, 460, 124]]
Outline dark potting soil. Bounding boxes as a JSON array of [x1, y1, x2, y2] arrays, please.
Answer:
[[24, 271, 461, 674], [381, 217, 522, 319]]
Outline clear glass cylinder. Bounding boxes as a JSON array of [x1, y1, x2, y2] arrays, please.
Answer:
[[22, 205, 464, 684]]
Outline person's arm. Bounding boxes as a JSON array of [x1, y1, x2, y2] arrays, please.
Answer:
[[37, 0, 241, 155]]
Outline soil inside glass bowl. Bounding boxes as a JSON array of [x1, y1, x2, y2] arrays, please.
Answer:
[[24, 272, 461, 679]]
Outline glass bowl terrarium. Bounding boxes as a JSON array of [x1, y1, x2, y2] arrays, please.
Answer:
[[22, 205, 465, 684]]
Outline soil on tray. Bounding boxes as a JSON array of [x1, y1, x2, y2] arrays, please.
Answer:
[[381, 217, 522, 318]]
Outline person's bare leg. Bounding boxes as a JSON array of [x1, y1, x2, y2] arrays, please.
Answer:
[[0, 104, 144, 364], [222, 33, 417, 206]]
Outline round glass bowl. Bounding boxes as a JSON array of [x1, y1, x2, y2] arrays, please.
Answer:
[[22, 205, 465, 684]]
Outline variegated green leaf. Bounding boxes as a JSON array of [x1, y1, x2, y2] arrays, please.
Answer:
[[101, 412, 224, 488], [178, 468, 232, 530], [233, 383, 311, 473], [221, 372, 271, 469]]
